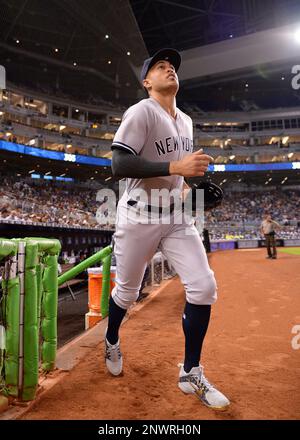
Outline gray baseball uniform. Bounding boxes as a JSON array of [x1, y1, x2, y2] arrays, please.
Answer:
[[111, 97, 217, 309]]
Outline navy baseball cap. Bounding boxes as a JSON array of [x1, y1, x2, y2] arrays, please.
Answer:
[[140, 48, 181, 82]]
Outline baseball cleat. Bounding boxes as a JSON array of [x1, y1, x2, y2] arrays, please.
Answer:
[[178, 364, 230, 410], [104, 330, 123, 376]]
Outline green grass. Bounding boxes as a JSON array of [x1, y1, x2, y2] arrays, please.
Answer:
[[278, 247, 300, 256]]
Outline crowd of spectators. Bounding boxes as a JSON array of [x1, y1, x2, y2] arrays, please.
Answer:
[[205, 189, 300, 239], [1, 176, 299, 238], [0, 176, 105, 229]]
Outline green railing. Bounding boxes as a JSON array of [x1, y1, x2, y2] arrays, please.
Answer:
[[0, 238, 112, 402]]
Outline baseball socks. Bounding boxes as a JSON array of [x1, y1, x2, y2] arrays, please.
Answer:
[[106, 296, 127, 345], [182, 302, 211, 373]]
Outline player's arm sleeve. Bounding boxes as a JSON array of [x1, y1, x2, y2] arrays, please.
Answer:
[[111, 105, 148, 155], [111, 148, 170, 179]]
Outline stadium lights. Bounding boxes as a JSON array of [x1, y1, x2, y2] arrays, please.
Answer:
[[108, 60, 112, 64], [28, 169, 35, 174], [45, 171, 51, 175], [245, 83, 249, 88], [90, 177, 94, 180], [73, 62, 77, 66], [105, 176, 112, 181], [105, 34, 109, 39], [60, 173, 66, 177], [127, 51, 131, 56], [54, 48, 59, 52], [16, 39, 20, 44], [75, 109, 79, 112], [294, 29, 300, 44]]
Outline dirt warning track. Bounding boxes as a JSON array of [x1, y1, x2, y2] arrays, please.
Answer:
[[19, 249, 300, 420]]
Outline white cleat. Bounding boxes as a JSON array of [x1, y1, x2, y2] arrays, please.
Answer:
[[105, 332, 123, 376], [178, 364, 230, 411]]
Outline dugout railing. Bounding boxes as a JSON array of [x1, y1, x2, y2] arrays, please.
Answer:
[[0, 238, 112, 403]]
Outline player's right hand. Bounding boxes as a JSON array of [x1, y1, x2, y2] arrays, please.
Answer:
[[169, 149, 214, 177]]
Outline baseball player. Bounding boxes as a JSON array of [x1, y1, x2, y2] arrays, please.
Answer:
[[260, 214, 281, 259], [104, 48, 230, 410]]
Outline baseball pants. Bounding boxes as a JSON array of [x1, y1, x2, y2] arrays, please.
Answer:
[[112, 199, 217, 310]]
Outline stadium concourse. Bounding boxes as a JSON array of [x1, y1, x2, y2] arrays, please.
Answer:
[[1, 0, 300, 427]]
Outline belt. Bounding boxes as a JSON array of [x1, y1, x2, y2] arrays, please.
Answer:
[[127, 199, 176, 214]]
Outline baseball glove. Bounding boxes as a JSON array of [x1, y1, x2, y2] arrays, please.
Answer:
[[191, 181, 223, 211]]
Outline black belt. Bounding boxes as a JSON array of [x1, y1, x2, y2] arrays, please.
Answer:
[[127, 199, 176, 214]]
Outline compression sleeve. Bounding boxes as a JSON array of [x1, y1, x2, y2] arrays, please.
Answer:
[[111, 147, 170, 179]]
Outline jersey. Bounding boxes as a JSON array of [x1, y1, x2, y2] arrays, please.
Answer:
[[112, 97, 193, 206]]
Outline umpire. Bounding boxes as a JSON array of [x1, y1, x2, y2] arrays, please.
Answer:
[[260, 214, 281, 259]]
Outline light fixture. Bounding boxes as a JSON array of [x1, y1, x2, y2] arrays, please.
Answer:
[[90, 177, 94, 180], [105, 176, 112, 181], [45, 171, 51, 175], [294, 29, 300, 44], [54, 48, 59, 52], [73, 62, 77, 66], [29, 169, 36, 174], [66, 144, 72, 148], [16, 39, 20, 44], [245, 83, 249, 88], [0, 111, 3, 116], [281, 76, 285, 80], [229, 34, 233, 38], [288, 152, 294, 158], [60, 173, 66, 177], [105, 34, 109, 39], [108, 60, 112, 64], [127, 51, 131, 56], [5, 132, 12, 137], [75, 109, 79, 112]]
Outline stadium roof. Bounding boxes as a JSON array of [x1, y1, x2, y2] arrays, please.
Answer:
[[1, 0, 300, 110]]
